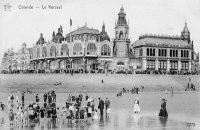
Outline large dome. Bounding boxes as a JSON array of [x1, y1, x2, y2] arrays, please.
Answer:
[[66, 25, 99, 37]]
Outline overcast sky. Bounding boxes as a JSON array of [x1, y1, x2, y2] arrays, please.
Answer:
[[0, 0, 200, 61]]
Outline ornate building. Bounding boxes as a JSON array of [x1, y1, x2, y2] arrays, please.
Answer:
[[132, 22, 199, 73], [2, 7, 198, 74], [0, 43, 31, 73], [30, 22, 113, 73]]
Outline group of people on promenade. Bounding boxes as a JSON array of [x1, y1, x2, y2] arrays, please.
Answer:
[[6, 91, 111, 128]]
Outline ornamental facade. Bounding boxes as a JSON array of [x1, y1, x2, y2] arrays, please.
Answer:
[[30, 7, 199, 74], [2, 7, 198, 74]]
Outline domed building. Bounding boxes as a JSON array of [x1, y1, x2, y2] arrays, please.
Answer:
[[29, 7, 199, 74], [30, 23, 113, 73]]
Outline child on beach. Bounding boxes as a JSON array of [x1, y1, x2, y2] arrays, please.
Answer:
[[93, 109, 98, 120], [133, 97, 140, 113]]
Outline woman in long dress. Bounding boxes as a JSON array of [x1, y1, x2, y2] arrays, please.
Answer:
[[159, 98, 168, 117], [133, 98, 140, 113]]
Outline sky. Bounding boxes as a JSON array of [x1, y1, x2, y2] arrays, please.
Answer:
[[0, 0, 200, 62]]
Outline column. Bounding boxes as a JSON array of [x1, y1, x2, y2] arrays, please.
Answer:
[[189, 60, 191, 72], [142, 58, 147, 70], [142, 47, 146, 57], [167, 59, 170, 71], [155, 58, 158, 71], [178, 59, 181, 72]]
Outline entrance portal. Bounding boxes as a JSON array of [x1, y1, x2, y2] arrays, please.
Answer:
[[116, 62, 125, 71]]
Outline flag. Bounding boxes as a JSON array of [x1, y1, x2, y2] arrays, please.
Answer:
[[70, 19, 72, 26]]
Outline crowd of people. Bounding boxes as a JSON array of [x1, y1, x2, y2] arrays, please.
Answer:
[[6, 91, 111, 128]]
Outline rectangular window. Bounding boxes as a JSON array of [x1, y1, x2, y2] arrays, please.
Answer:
[[170, 50, 172, 57], [159, 61, 167, 69], [170, 61, 178, 70], [147, 60, 155, 69], [147, 48, 149, 56]]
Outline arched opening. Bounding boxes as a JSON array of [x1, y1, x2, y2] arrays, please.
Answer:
[[37, 48, 40, 58], [101, 44, 111, 56], [73, 43, 82, 55], [41, 62, 47, 70], [116, 62, 125, 71], [50, 46, 56, 57], [42, 47, 47, 57], [60, 44, 69, 56], [87, 43, 97, 55]]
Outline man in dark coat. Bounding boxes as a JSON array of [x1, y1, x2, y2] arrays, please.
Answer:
[[98, 98, 104, 116]]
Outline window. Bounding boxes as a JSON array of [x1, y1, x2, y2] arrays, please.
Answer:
[[170, 49, 178, 57], [42, 47, 47, 57], [170, 61, 178, 70], [181, 50, 189, 58], [87, 43, 97, 55], [147, 48, 155, 56], [170, 50, 172, 57], [61, 44, 69, 56], [158, 49, 161, 56], [147, 60, 155, 69], [181, 50, 183, 57], [101, 44, 111, 56], [159, 61, 167, 69], [159, 49, 167, 57], [50, 46, 56, 57], [181, 62, 189, 70], [147, 48, 149, 56], [73, 43, 82, 55], [37, 48, 40, 58]]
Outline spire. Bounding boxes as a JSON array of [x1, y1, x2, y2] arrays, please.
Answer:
[[120, 6, 124, 12], [102, 22, 105, 33], [182, 22, 189, 33], [181, 22, 190, 43]]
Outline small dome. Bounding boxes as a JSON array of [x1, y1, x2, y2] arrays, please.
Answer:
[[100, 23, 110, 42], [182, 22, 189, 33], [22, 42, 26, 47], [100, 32, 110, 42]]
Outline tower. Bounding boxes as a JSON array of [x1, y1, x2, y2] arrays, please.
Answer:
[[113, 7, 130, 71], [181, 22, 190, 43]]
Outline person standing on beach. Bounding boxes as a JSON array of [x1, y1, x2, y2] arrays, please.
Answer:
[[98, 98, 104, 116], [22, 92, 25, 109], [159, 98, 168, 117], [43, 93, 47, 103], [36, 94, 40, 103], [133, 97, 140, 113], [105, 98, 110, 110], [171, 87, 173, 96]]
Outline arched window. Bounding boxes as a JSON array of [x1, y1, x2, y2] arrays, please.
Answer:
[[73, 43, 82, 55], [42, 47, 47, 57], [37, 48, 40, 58], [87, 43, 97, 55], [50, 46, 56, 57], [60, 44, 69, 56], [101, 44, 111, 56]]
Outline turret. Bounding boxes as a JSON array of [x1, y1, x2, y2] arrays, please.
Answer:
[[181, 22, 190, 43]]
